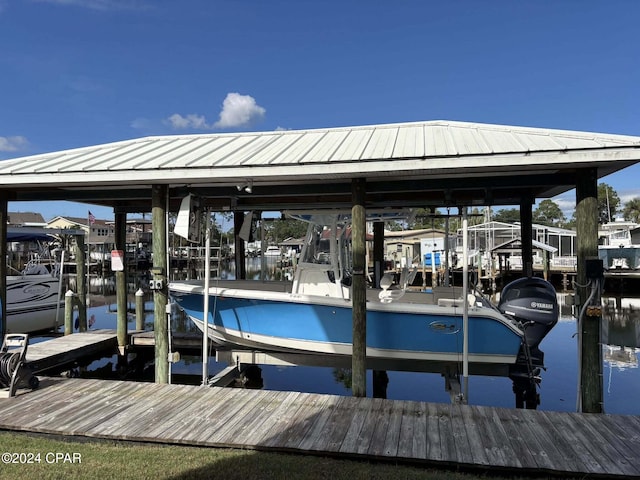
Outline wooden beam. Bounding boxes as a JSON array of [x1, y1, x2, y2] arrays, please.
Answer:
[[74, 233, 87, 331], [351, 178, 366, 397], [575, 168, 603, 413], [519, 195, 534, 277], [114, 211, 128, 355], [0, 192, 7, 337], [233, 212, 247, 280], [152, 185, 169, 384]]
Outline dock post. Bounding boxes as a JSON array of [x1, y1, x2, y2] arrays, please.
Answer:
[[233, 212, 247, 280], [115, 211, 128, 356], [135, 288, 145, 331], [152, 184, 169, 384], [0, 193, 6, 339], [64, 290, 75, 335], [576, 168, 603, 413], [519, 195, 534, 277], [372, 221, 384, 288], [74, 233, 88, 331], [351, 178, 366, 397]]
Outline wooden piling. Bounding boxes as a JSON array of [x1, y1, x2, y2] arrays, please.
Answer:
[[0, 193, 7, 338], [152, 184, 169, 384], [233, 211, 247, 280], [575, 168, 603, 413], [74, 233, 88, 331], [519, 195, 533, 277], [135, 288, 145, 331], [351, 178, 366, 397], [115, 212, 128, 355], [64, 290, 75, 335], [372, 221, 384, 288]]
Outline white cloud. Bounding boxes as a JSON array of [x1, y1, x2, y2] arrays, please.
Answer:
[[0, 136, 28, 152], [166, 113, 210, 130], [213, 93, 266, 129], [166, 93, 266, 131]]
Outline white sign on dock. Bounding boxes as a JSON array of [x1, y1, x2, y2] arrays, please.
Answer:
[[111, 250, 124, 271]]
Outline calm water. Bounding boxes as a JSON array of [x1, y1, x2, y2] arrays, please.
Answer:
[[51, 267, 640, 416]]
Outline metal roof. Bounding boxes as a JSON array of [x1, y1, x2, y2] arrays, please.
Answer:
[[2, 120, 639, 212]]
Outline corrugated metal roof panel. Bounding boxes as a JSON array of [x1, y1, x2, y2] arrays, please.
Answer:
[[328, 127, 374, 161], [393, 124, 425, 158], [300, 130, 350, 163], [361, 125, 398, 160], [269, 130, 328, 165], [1, 121, 639, 180], [425, 124, 457, 156]]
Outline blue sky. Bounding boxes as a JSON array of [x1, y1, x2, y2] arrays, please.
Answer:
[[1, 0, 639, 223]]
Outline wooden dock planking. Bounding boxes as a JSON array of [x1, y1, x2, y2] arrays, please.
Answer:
[[212, 389, 282, 447], [25, 330, 118, 373], [542, 410, 609, 476], [367, 398, 396, 457], [448, 404, 475, 466], [397, 400, 427, 460], [296, 394, 342, 452], [490, 406, 538, 469], [247, 391, 304, 447], [1, 378, 640, 479], [351, 397, 384, 455], [459, 405, 492, 467], [279, 393, 332, 450], [158, 386, 225, 442], [581, 413, 640, 477], [312, 395, 355, 453], [89, 382, 177, 438], [338, 395, 375, 454], [380, 398, 405, 457]]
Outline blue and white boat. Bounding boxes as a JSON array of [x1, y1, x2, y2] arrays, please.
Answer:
[[170, 211, 559, 370], [5, 228, 65, 334]]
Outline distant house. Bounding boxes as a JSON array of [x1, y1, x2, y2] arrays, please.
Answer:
[[384, 228, 447, 268], [8, 211, 46, 227], [47, 215, 115, 261]]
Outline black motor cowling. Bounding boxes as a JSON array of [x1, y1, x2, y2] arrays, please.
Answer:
[[498, 276, 559, 349]]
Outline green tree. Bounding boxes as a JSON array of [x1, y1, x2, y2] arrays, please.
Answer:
[[492, 208, 520, 223], [533, 199, 565, 227], [623, 197, 640, 223], [265, 217, 308, 243], [598, 183, 620, 223]]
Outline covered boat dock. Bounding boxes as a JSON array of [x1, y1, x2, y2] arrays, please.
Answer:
[[1, 119, 640, 412]]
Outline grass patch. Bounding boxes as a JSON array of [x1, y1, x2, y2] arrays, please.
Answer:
[[0, 431, 551, 480]]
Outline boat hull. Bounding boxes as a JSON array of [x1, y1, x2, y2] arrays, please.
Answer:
[[5, 276, 62, 334], [172, 288, 524, 365]]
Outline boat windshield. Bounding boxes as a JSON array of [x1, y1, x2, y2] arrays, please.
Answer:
[[300, 222, 353, 276]]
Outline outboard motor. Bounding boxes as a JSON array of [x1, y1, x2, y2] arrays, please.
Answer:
[[499, 277, 559, 409], [498, 277, 559, 350]]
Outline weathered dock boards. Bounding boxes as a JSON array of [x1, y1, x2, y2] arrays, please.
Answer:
[[25, 330, 118, 373], [129, 330, 203, 351], [0, 377, 639, 479]]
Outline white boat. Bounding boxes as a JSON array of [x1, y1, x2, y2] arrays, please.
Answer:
[[263, 245, 282, 257], [4, 228, 65, 334], [598, 218, 640, 270], [170, 211, 559, 383]]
